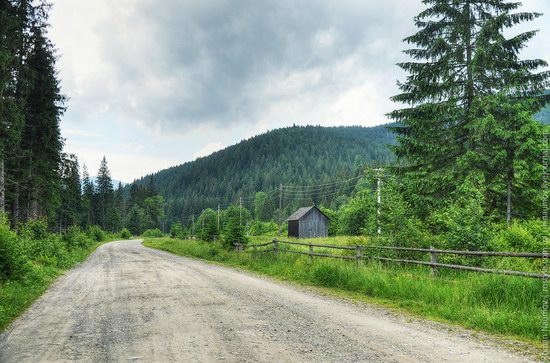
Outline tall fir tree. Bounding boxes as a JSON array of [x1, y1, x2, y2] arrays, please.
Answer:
[[389, 0, 550, 220], [58, 153, 81, 231], [95, 156, 114, 229], [81, 164, 94, 228]]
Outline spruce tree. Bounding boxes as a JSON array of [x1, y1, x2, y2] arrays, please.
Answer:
[[81, 164, 95, 227], [389, 0, 550, 217], [18, 11, 65, 221], [95, 156, 114, 229], [58, 154, 81, 231]]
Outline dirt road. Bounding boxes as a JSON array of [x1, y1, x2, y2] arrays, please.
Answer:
[[0, 240, 536, 362]]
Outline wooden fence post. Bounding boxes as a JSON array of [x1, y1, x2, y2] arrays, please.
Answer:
[[430, 246, 438, 276], [273, 239, 279, 258], [252, 245, 257, 259], [309, 243, 314, 264], [355, 245, 363, 266]]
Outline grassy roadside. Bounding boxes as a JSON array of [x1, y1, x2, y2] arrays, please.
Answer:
[[144, 237, 542, 345], [0, 239, 115, 332]]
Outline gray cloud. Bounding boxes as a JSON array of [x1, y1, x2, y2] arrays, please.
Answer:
[[91, 0, 427, 132], [59, 0, 550, 134]]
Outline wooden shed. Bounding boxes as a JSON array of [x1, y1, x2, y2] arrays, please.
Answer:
[[286, 206, 329, 239]]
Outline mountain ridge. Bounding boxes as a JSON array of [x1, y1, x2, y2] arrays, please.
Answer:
[[133, 124, 396, 222]]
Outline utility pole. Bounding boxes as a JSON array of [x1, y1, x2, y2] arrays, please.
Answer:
[[192, 213, 195, 239], [0, 158, 4, 215], [239, 197, 243, 227], [278, 183, 283, 236], [373, 168, 383, 235]]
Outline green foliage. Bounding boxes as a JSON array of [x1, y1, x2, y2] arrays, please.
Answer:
[[62, 226, 93, 249], [490, 222, 542, 253], [248, 220, 278, 236], [141, 228, 164, 238], [196, 208, 218, 241], [119, 228, 132, 239], [144, 195, 166, 230], [86, 225, 106, 242], [222, 205, 248, 248], [0, 216, 28, 280], [18, 218, 50, 241], [388, 0, 550, 221], [337, 189, 376, 236], [254, 192, 276, 221], [318, 207, 338, 236], [378, 178, 428, 247], [169, 222, 187, 239], [125, 205, 148, 235], [428, 178, 490, 251], [95, 157, 114, 230], [129, 125, 395, 224]]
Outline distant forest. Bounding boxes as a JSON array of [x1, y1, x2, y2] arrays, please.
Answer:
[[131, 125, 396, 224], [535, 91, 550, 123]]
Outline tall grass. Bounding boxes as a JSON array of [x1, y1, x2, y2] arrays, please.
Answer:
[[144, 237, 542, 342]]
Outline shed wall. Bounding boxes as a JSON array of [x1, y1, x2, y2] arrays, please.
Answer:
[[298, 209, 328, 238]]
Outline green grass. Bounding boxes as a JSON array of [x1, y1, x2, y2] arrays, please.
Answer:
[[144, 237, 543, 344], [0, 241, 109, 332]]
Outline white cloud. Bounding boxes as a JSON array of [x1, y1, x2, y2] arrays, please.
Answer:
[[193, 142, 225, 160]]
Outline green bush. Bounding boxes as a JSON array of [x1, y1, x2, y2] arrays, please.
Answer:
[[18, 218, 49, 241], [63, 226, 93, 249], [222, 206, 248, 248], [142, 228, 164, 238], [86, 225, 106, 242], [0, 216, 29, 280], [170, 222, 188, 239], [119, 228, 132, 239], [428, 179, 491, 251], [248, 220, 278, 236]]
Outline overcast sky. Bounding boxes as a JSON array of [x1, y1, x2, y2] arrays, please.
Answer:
[[48, 0, 550, 182]]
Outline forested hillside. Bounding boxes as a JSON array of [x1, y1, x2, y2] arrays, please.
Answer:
[[132, 125, 395, 223], [535, 91, 550, 123]]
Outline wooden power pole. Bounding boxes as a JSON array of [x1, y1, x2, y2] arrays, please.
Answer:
[[278, 184, 283, 236]]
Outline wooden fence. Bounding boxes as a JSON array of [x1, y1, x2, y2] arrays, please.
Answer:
[[233, 239, 547, 279]]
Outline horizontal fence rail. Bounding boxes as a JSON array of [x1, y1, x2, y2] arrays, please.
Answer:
[[233, 239, 547, 279]]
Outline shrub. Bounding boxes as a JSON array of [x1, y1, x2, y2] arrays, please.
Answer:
[[119, 228, 132, 239], [63, 226, 93, 249], [142, 228, 164, 238], [0, 216, 29, 280], [248, 220, 278, 236], [428, 178, 491, 251], [170, 222, 188, 239], [222, 206, 248, 248], [87, 225, 106, 242], [18, 218, 49, 241]]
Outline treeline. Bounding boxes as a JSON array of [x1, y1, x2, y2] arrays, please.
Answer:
[[68, 156, 167, 236], [132, 125, 395, 224], [0, 1, 65, 228]]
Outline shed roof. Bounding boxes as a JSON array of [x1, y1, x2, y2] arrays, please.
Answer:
[[285, 206, 329, 222]]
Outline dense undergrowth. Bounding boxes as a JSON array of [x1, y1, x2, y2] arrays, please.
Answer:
[[0, 217, 126, 332], [144, 237, 543, 343]]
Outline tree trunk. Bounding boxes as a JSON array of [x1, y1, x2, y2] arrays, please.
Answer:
[[506, 172, 512, 226], [506, 148, 515, 226], [11, 185, 19, 229], [0, 157, 4, 215], [464, 0, 474, 119]]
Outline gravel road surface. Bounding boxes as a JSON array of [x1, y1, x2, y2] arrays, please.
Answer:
[[0, 240, 537, 362]]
